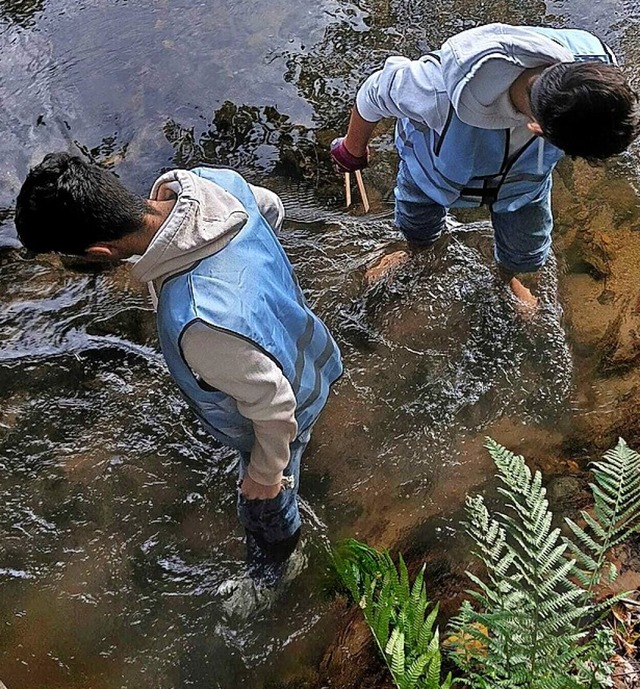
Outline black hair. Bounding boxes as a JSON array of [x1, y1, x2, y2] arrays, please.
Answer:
[[15, 152, 150, 255], [530, 61, 640, 162]]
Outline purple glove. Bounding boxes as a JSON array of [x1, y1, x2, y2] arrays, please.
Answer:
[[330, 137, 369, 173]]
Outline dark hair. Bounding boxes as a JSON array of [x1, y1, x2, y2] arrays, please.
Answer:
[[15, 152, 150, 255], [530, 61, 640, 161]]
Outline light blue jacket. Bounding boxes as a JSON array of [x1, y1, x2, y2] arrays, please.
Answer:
[[156, 167, 343, 453], [357, 24, 616, 212], [397, 28, 614, 211]]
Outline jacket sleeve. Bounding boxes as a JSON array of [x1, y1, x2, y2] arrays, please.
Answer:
[[180, 321, 298, 486], [356, 55, 449, 132], [247, 184, 285, 235]]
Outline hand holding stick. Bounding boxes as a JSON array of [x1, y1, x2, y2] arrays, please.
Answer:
[[331, 137, 369, 213]]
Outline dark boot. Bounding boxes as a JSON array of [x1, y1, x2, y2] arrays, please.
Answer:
[[245, 527, 301, 588]]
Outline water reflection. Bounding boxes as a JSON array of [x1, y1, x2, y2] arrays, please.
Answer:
[[0, 0, 45, 26], [279, 0, 548, 133], [163, 102, 320, 182]]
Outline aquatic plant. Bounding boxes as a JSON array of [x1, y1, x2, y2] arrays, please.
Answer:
[[333, 539, 454, 689], [335, 438, 640, 689]]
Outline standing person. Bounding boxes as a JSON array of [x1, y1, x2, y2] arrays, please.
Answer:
[[331, 23, 639, 307], [15, 153, 343, 587]]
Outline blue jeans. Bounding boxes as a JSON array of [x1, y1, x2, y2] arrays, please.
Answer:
[[236, 429, 310, 543], [394, 163, 553, 273]]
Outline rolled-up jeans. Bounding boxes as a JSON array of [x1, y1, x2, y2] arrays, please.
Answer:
[[394, 162, 447, 248], [394, 162, 554, 273], [236, 428, 311, 544]]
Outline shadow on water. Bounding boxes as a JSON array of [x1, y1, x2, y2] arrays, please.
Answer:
[[1, 0, 640, 687]]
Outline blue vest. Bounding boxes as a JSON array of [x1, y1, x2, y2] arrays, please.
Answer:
[[156, 167, 343, 453], [396, 28, 615, 212]]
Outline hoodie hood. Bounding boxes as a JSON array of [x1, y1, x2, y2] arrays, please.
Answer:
[[132, 169, 248, 284], [440, 23, 574, 129]]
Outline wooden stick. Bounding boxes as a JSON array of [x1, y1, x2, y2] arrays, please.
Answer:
[[344, 172, 352, 207], [354, 170, 370, 213]]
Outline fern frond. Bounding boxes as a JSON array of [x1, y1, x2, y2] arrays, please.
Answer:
[[416, 605, 438, 654], [333, 539, 450, 689], [426, 631, 443, 689], [399, 554, 410, 601], [441, 673, 454, 689], [575, 627, 615, 688], [536, 557, 578, 596], [446, 438, 634, 687], [404, 653, 430, 688], [409, 566, 427, 629], [385, 625, 401, 656], [565, 518, 602, 558], [388, 628, 406, 678], [372, 574, 393, 641], [563, 439, 640, 597]]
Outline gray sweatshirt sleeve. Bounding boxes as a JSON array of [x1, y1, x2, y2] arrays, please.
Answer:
[[180, 322, 298, 486], [356, 55, 449, 132], [247, 183, 285, 234]]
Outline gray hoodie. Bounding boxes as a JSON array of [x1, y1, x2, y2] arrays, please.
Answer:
[[356, 23, 577, 155], [131, 169, 297, 487]]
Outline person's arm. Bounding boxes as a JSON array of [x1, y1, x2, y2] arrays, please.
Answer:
[[342, 107, 379, 159], [355, 56, 446, 124], [181, 322, 298, 499], [332, 55, 447, 169]]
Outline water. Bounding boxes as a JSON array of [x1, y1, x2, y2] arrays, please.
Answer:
[[1, 0, 640, 687]]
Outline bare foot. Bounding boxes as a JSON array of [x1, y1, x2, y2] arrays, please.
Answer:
[[509, 276, 539, 315], [364, 250, 410, 285]]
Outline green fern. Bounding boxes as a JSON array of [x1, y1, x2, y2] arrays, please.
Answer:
[[565, 438, 640, 594], [447, 437, 640, 688], [333, 439, 639, 689], [333, 539, 454, 689]]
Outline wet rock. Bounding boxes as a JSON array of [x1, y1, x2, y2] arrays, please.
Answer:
[[597, 289, 616, 305], [546, 475, 590, 516], [560, 206, 617, 279], [581, 224, 615, 278], [568, 386, 640, 454], [598, 298, 640, 374], [553, 163, 620, 279], [277, 148, 304, 179], [85, 307, 157, 346], [546, 475, 582, 503], [59, 255, 114, 273]]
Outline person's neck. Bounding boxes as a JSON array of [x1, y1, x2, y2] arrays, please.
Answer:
[[509, 66, 546, 118], [132, 198, 176, 254]]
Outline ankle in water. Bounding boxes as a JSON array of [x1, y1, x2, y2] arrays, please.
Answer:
[[245, 527, 302, 588]]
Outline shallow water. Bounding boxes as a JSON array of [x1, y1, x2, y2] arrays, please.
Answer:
[[1, 0, 640, 687]]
